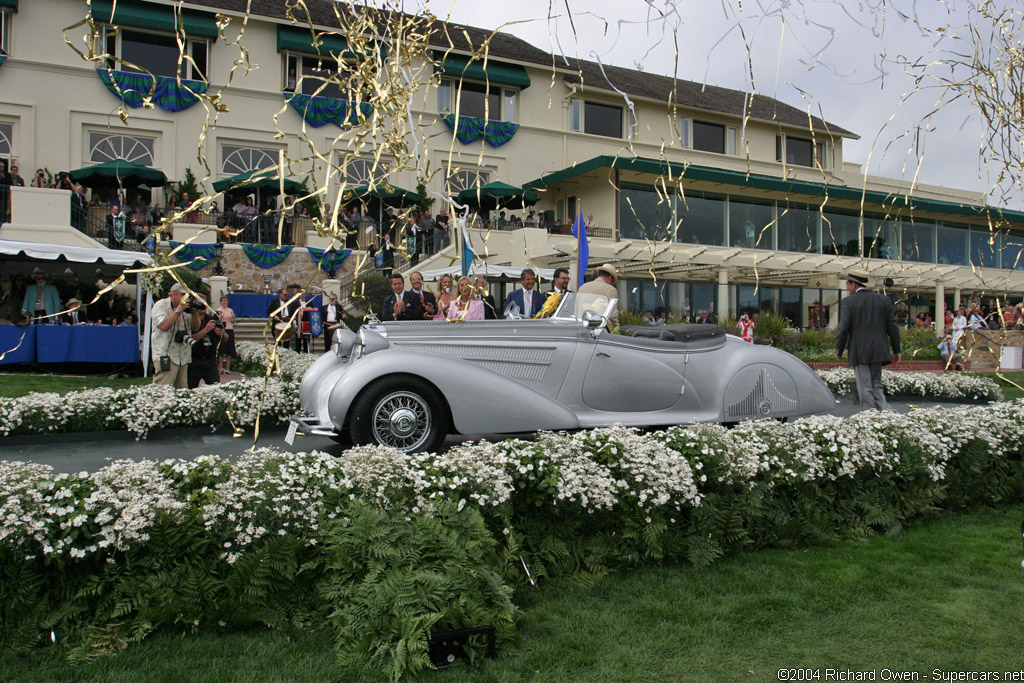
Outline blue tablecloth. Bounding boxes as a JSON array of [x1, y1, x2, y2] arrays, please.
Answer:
[[0, 325, 36, 365], [0, 324, 140, 364], [228, 293, 322, 318]]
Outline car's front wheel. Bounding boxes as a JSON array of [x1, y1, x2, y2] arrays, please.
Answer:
[[348, 376, 448, 453]]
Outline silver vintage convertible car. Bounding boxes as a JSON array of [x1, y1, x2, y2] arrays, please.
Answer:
[[289, 293, 837, 452]]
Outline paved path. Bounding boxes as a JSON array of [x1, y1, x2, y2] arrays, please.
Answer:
[[1, 394, 969, 474]]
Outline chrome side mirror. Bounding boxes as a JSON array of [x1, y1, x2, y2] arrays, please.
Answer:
[[582, 310, 606, 329]]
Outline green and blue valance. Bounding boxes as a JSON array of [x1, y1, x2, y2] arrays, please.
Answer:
[[97, 69, 207, 113], [90, 0, 218, 39], [442, 114, 519, 147], [285, 92, 372, 127], [307, 246, 352, 273], [242, 244, 293, 269], [168, 241, 216, 270], [433, 52, 531, 89], [0, 0, 18, 10]]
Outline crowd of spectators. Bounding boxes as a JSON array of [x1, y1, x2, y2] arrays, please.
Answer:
[[0, 270, 138, 326]]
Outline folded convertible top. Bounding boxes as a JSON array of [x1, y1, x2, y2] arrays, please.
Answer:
[[619, 324, 727, 343]]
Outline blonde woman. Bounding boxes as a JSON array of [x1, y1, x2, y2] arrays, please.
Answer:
[[446, 277, 484, 320], [216, 296, 237, 374], [433, 273, 456, 321]]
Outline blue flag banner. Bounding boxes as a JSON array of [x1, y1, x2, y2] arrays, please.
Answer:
[[570, 209, 588, 289], [462, 223, 476, 276], [309, 310, 323, 337]]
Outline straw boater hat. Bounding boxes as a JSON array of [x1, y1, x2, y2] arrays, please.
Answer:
[[30, 268, 48, 279], [67, 298, 82, 306], [169, 283, 186, 294], [596, 264, 618, 284], [846, 269, 872, 288]]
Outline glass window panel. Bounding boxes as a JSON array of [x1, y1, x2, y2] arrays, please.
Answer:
[[900, 218, 935, 263], [121, 29, 180, 78], [678, 193, 725, 246], [969, 227, 1001, 268], [936, 223, 968, 265], [690, 282, 717, 323], [680, 118, 691, 147], [437, 80, 451, 112], [620, 186, 673, 241], [736, 285, 767, 317], [777, 203, 819, 253], [452, 81, 500, 119], [1002, 234, 1024, 270], [729, 198, 775, 249], [0, 123, 12, 158], [863, 214, 899, 259], [0, 9, 9, 56], [300, 55, 346, 99], [584, 101, 622, 138], [779, 287, 802, 326], [667, 282, 689, 321], [190, 40, 207, 81], [822, 211, 860, 256], [726, 127, 737, 155], [623, 279, 668, 314], [503, 89, 517, 123], [786, 136, 814, 166], [570, 100, 582, 132], [692, 121, 725, 154]]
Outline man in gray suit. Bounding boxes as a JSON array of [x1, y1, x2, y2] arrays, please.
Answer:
[[835, 269, 901, 410]]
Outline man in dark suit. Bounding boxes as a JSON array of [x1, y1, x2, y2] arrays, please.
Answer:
[[321, 293, 349, 352], [836, 269, 901, 410], [475, 275, 499, 319], [548, 267, 570, 297], [380, 273, 424, 322], [408, 271, 438, 320], [504, 268, 546, 318]]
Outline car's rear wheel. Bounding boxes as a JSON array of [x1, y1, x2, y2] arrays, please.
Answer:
[[349, 376, 447, 453]]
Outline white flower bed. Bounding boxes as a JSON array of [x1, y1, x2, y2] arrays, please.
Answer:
[[817, 368, 1002, 400], [0, 344, 316, 439], [0, 378, 298, 439], [4, 401, 1023, 563], [235, 341, 318, 380]]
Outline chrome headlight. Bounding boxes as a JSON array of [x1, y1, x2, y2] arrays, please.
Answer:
[[333, 328, 357, 358], [356, 326, 390, 356]]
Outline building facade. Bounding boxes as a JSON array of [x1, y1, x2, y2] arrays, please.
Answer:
[[2, 0, 1023, 330]]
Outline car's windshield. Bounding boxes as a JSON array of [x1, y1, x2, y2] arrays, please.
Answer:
[[551, 291, 618, 321]]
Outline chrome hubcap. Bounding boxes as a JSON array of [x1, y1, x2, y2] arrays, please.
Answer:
[[371, 391, 431, 451]]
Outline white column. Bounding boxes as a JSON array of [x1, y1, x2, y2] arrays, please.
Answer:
[[209, 275, 228, 305], [322, 278, 341, 301], [934, 284, 945, 336], [717, 269, 730, 323], [953, 288, 961, 312]]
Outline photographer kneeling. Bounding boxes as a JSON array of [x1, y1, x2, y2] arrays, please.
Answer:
[[186, 295, 224, 389], [150, 284, 219, 388]]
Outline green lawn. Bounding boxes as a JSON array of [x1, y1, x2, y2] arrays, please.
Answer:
[[6, 508, 1023, 682], [0, 373, 149, 398], [968, 371, 1024, 400]]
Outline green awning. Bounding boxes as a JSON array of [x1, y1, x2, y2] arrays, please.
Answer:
[[433, 51, 531, 89], [525, 155, 1024, 226], [0, 0, 18, 12], [90, 0, 218, 39], [277, 24, 351, 57]]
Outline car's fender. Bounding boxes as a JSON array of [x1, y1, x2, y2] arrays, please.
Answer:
[[326, 349, 581, 435]]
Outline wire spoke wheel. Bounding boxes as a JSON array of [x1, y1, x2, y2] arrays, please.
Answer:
[[370, 390, 432, 451]]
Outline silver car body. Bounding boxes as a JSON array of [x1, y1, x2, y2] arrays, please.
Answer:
[[293, 293, 837, 451]]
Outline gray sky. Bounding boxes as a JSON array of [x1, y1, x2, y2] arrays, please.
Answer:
[[430, 0, 1018, 209]]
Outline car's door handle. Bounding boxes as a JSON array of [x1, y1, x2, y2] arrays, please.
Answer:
[[596, 351, 610, 358]]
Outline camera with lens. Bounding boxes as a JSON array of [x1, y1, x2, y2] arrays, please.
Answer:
[[174, 330, 197, 346], [187, 297, 206, 311]]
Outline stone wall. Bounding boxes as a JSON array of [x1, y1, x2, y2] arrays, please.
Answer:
[[187, 245, 360, 293]]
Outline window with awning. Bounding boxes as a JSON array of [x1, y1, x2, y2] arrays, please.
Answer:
[[89, 0, 219, 39], [433, 52, 531, 89]]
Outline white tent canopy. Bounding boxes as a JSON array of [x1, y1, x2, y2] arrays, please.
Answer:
[[0, 239, 153, 267], [416, 264, 556, 282]]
